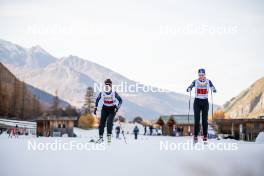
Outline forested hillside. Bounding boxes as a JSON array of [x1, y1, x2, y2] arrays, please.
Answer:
[[0, 62, 42, 120]]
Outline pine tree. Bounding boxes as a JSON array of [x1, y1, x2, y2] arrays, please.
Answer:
[[14, 80, 21, 118], [35, 96, 42, 117], [51, 90, 60, 117], [31, 95, 41, 118], [0, 68, 2, 116], [83, 87, 95, 114], [26, 92, 32, 120], [20, 82, 26, 120], [0, 63, 43, 120]]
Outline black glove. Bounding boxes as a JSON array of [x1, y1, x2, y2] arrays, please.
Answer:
[[114, 105, 120, 113], [94, 107, 97, 115], [212, 88, 217, 93], [187, 88, 192, 92], [114, 107, 119, 113]]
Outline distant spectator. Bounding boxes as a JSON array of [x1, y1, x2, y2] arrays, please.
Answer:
[[144, 125, 147, 135], [149, 125, 153, 135], [133, 125, 139, 140]]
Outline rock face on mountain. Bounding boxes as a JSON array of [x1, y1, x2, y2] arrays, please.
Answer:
[[0, 39, 192, 119], [223, 77, 264, 118]]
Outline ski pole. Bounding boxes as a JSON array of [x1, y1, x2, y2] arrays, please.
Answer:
[[187, 91, 192, 124], [211, 90, 214, 120], [187, 91, 191, 135], [117, 114, 127, 144]]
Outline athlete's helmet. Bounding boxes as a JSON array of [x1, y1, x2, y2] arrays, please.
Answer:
[[104, 79, 112, 86], [198, 68, 206, 74]]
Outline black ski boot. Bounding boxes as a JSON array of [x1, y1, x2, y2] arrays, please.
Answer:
[[203, 136, 208, 144]]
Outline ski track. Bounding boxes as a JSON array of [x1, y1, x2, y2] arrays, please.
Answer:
[[0, 127, 263, 176]]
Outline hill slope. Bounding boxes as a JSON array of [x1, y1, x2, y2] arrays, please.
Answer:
[[26, 84, 70, 110], [0, 62, 69, 119], [223, 77, 264, 118]]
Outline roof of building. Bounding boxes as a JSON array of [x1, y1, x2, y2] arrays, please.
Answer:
[[0, 118, 36, 128], [213, 118, 264, 125], [36, 116, 78, 121], [159, 115, 195, 125]]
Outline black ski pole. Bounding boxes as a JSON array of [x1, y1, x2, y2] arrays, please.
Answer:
[[211, 90, 214, 120], [188, 91, 191, 123], [187, 91, 191, 135]]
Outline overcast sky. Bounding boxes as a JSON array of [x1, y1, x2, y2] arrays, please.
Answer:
[[0, 0, 264, 105]]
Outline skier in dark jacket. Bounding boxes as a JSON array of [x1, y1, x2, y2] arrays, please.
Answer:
[[187, 68, 216, 143], [94, 79, 122, 143], [133, 125, 139, 140]]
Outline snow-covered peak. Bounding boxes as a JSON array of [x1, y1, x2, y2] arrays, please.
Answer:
[[0, 39, 57, 68], [0, 39, 24, 51], [0, 39, 27, 66], [59, 55, 97, 71], [60, 55, 84, 65], [28, 45, 47, 54], [25, 45, 57, 68]]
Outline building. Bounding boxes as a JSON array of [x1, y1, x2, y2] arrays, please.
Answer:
[[258, 116, 264, 119], [213, 119, 264, 141], [155, 115, 195, 136], [36, 116, 77, 137]]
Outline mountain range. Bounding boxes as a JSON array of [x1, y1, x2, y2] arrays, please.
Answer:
[[0, 38, 194, 119], [223, 77, 264, 118]]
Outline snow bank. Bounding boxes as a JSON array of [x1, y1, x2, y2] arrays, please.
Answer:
[[1, 127, 264, 176], [255, 132, 264, 144]]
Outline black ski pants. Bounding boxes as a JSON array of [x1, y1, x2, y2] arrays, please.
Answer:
[[134, 133, 138, 140], [99, 105, 116, 136], [193, 98, 209, 137]]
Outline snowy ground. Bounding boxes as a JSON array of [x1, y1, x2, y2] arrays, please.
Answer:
[[0, 125, 264, 176]]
